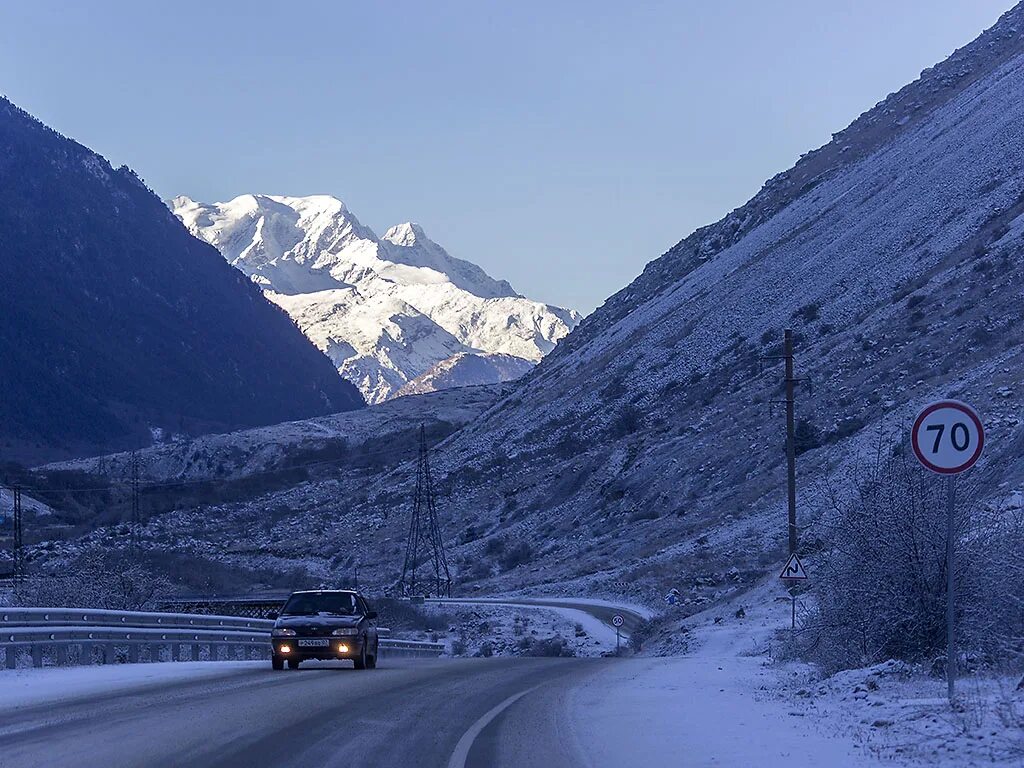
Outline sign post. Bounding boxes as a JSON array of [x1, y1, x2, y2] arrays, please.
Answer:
[[910, 399, 984, 703], [612, 614, 624, 654], [779, 553, 808, 628]]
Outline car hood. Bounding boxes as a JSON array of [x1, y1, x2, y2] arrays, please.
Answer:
[[275, 615, 362, 630]]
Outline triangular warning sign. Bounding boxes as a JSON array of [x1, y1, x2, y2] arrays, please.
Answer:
[[779, 553, 808, 581]]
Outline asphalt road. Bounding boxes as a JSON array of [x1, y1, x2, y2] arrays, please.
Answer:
[[0, 657, 605, 768]]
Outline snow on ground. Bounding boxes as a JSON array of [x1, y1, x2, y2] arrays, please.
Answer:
[[0, 661, 260, 710], [788, 663, 1024, 765], [570, 656, 874, 767], [407, 600, 617, 657], [568, 578, 874, 767], [570, 576, 1024, 766]]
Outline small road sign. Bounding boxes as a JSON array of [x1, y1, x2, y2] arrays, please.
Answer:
[[779, 553, 808, 581], [911, 400, 984, 475], [611, 614, 624, 628]]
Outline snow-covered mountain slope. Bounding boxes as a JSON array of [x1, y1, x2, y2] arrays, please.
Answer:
[[31, 6, 1024, 611], [401, 3, 1024, 598], [162, 2, 1024, 601], [41, 386, 498, 484], [395, 353, 534, 398], [172, 194, 580, 403]]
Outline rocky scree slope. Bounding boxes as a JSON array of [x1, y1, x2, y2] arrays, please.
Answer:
[[395, 353, 534, 398], [315, 4, 1024, 604], [0, 99, 362, 464], [173, 194, 580, 404]]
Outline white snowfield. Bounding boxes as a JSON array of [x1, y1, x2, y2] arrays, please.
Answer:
[[571, 578, 1024, 767], [570, 584, 875, 767], [172, 194, 580, 403]]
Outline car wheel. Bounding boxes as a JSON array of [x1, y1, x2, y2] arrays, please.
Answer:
[[287, 658, 301, 670], [354, 644, 367, 670], [272, 655, 284, 670]]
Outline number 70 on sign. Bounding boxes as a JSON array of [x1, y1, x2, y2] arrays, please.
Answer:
[[911, 400, 984, 475]]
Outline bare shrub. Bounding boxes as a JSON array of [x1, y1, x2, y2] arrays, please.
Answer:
[[14, 550, 171, 611], [517, 635, 575, 657], [498, 542, 534, 571], [375, 597, 452, 632], [797, 439, 1024, 675]]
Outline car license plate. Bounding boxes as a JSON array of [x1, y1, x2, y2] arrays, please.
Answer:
[[297, 638, 329, 647]]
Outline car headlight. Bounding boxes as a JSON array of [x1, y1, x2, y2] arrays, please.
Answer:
[[331, 628, 359, 636], [272, 628, 297, 637]]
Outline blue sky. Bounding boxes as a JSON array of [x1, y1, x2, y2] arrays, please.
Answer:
[[0, 1, 1013, 313]]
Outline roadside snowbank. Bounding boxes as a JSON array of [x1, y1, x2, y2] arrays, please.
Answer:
[[570, 576, 1024, 766], [0, 661, 259, 710], [570, 654, 874, 767]]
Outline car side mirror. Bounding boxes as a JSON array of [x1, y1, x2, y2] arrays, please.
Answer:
[[366, 610, 378, 620], [267, 611, 278, 620]]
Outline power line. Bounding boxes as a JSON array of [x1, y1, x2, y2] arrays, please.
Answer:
[[5, 439, 424, 496]]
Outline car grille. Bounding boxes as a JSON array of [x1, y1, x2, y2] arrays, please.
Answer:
[[290, 626, 334, 637]]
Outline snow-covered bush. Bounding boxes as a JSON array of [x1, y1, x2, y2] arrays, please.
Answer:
[[13, 550, 170, 611], [516, 635, 575, 657], [798, 442, 1024, 675]]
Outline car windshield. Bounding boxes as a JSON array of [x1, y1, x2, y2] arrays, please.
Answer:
[[281, 592, 358, 616]]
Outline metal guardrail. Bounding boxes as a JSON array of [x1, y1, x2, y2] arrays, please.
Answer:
[[0, 608, 444, 669], [376, 638, 446, 658], [1, 607, 272, 631]]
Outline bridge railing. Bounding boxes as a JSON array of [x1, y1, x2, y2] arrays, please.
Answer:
[[0, 608, 443, 669]]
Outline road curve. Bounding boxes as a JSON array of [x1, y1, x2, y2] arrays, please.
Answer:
[[0, 657, 605, 768], [426, 597, 650, 636]]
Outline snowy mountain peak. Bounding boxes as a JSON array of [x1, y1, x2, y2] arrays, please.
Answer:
[[172, 193, 581, 403], [382, 221, 427, 247]]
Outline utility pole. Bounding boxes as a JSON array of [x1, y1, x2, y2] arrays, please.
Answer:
[[783, 330, 799, 556], [762, 329, 809, 628], [399, 425, 452, 598], [12, 485, 24, 589]]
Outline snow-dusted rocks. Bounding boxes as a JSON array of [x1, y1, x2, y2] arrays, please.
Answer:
[[172, 194, 581, 402], [395, 352, 535, 398]]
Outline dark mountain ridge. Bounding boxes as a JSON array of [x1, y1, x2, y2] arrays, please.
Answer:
[[0, 97, 363, 463]]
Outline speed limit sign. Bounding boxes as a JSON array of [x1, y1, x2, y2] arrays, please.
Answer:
[[910, 399, 983, 704], [911, 400, 984, 474], [612, 614, 624, 628]]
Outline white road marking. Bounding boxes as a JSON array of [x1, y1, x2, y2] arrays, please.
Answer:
[[446, 684, 542, 768]]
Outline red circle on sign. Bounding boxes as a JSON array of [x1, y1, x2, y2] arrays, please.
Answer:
[[911, 400, 984, 475]]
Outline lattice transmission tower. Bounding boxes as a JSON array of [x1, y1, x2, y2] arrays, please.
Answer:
[[399, 425, 451, 597]]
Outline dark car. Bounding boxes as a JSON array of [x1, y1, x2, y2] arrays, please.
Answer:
[[269, 589, 380, 670]]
